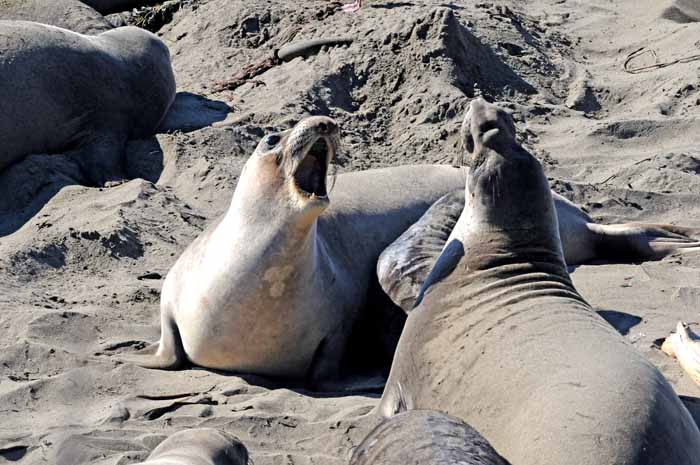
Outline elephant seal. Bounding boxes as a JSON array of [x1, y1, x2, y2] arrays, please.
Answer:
[[0, 0, 111, 34], [378, 99, 700, 465], [0, 21, 175, 186], [120, 116, 468, 386], [135, 429, 248, 465], [350, 410, 511, 465]]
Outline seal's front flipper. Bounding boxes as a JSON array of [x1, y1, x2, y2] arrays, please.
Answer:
[[377, 190, 465, 313], [117, 315, 187, 370], [589, 222, 700, 261], [70, 127, 128, 187], [377, 382, 413, 418]]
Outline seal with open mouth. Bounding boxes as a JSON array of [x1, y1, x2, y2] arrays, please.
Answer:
[[119, 116, 468, 386]]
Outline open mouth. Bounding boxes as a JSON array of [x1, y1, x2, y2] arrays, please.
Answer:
[[293, 138, 330, 198]]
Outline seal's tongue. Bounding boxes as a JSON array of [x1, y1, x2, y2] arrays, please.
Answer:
[[294, 138, 328, 197]]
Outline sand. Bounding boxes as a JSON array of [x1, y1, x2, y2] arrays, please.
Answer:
[[1, 0, 700, 463]]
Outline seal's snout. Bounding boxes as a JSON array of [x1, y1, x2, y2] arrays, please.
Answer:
[[287, 116, 339, 201], [460, 99, 519, 169], [317, 119, 338, 136]]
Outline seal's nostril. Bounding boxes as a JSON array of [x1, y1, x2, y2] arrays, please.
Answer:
[[319, 120, 338, 134]]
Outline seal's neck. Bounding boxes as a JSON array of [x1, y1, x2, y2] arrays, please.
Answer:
[[416, 235, 583, 315], [417, 148, 573, 307], [453, 146, 565, 270], [218, 170, 327, 282]]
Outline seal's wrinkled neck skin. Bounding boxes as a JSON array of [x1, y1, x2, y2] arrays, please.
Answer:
[[415, 99, 569, 307], [450, 99, 564, 269]]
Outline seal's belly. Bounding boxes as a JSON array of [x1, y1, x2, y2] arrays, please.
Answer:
[[173, 278, 339, 378]]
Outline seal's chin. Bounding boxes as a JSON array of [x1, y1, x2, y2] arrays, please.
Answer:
[[293, 138, 331, 199]]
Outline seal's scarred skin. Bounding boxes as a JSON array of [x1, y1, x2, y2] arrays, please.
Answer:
[[0, 21, 175, 186], [350, 410, 512, 465], [379, 99, 700, 465]]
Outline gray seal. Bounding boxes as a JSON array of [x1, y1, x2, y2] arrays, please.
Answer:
[[662, 0, 700, 22], [379, 99, 700, 465], [119, 116, 468, 386], [0, 0, 112, 34], [350, 410, 512, 465], [135, 429, 248, 465], [0, 21, 175, 186]]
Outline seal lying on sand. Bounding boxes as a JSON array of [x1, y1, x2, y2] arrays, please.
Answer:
[[350, 410, 511, 465], [0, 0, 111, 34], [0, 21, 175, 186], [120, 116, 468, 385], [134, 429, 248, 465], [378, 99, 700, 465]]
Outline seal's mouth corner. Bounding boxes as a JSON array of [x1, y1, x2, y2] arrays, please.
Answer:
[[293, 137, 331, 199]]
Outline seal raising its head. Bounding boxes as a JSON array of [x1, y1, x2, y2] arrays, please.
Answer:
[[379, 99, 700, 464], [120, 116, 468, 386]]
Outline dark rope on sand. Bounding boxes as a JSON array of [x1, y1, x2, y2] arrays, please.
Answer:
[[624, 46, 700, 74]]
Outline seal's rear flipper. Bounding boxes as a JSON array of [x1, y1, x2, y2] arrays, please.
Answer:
[[377, 190, 465, 313], [117, 315, 187, 370], [589, 223, 700, 261], [377, 382, 413, 418]]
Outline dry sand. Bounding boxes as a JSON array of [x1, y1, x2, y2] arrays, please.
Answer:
[[1, 0, 700, 463]]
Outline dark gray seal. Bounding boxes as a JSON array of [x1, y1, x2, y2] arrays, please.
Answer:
[[0, 21, 175, 186], [0, 0, 111, 34], [135, 429, 248, 465], [350, 410, 512, 465], [379, 99, 700, 465]]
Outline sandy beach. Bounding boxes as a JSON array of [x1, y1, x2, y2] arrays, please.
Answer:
[[1, 0, 699, 463]]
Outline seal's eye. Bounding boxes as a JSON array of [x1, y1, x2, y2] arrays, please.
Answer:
[[266, 134, 281, 146]]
